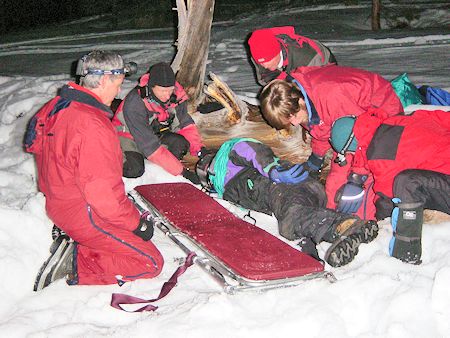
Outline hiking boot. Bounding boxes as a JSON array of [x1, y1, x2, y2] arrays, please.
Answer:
[[51, 224, 67, 241], [333, 218, 379, 243], [324, 233, 361, 267], [358, 220, 379, 244], [322, 217, 364, 267], [34, 236, 74, 291]]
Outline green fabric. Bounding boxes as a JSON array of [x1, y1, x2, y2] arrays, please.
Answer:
[[391, 73, 423, 108], [210, 137, 261, 198], [330, 116, 357, 153], [263, 159, 279, 173]]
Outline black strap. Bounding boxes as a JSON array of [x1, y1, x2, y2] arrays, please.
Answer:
[[137, 85, 149, 99]]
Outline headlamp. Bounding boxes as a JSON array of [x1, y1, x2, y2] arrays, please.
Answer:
[[75, 56, 138, 76], [329, 115, 357, 167], [331, 131, 355, 167]]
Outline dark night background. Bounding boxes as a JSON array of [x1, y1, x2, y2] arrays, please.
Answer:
[[0, 0, 288, 36]]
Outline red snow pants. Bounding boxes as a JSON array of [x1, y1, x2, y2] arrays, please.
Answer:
[[52, 205, 164, 285]]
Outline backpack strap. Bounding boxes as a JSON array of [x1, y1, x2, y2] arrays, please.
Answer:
[[137, 85, 149, 99]]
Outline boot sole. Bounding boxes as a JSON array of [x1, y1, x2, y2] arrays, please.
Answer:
[[359, 220, 379, 244], [34, 236, 70, 291], [324, 234, 361, 267]]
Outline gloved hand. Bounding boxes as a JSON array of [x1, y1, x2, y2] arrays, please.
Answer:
[[335, 173, 367, 214], [303, 153, 324, 179], [269, 162, 309, 184], [182, 168, 200, 185], [197, 146, 215, 159], [133, 212, 154, 241]]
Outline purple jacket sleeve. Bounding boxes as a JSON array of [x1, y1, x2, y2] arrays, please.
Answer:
[[228, 141, 279, 178]]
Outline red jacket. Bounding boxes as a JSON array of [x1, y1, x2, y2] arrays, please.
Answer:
[[291, 65, 403, 157], [252, 26, 335, 85], [25, 82, 164, 285], [352, 109, 450, 199], [26, 82, 140, 234]]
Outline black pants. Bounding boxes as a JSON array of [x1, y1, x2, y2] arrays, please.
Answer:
[[223, 169, 353, 242], [122, 132, 190, 178], [376, 169, 450, 219]]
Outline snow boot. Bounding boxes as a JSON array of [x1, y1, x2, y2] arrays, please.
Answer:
[[389, 200, 423, 265], [34, 235, 74, 291], [357, 220, 379, 244], [325, 234, 361, 268], [324, 217, 377, 267]]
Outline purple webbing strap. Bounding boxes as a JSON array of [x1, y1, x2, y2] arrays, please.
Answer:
[[111, 251, 196, 312]]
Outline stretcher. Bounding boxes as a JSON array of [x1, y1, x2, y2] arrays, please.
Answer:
[[133, 183, 336, 294]]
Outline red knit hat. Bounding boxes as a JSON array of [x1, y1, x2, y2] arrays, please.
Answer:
[[248, 29, 281, 64]]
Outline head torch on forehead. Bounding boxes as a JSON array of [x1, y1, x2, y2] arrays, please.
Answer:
[[75, 55, 138, 76]]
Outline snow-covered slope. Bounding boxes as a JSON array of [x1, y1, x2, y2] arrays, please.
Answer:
[[0, 1, 449, 337]]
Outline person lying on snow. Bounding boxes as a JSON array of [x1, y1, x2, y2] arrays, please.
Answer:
[[247, 26, 337, 86], [112, 62, 204, 183], [329, 108, 450, 264], [259, 66, 403, 222], [25, 51, 163, 291], [195, 138, 379, 267]]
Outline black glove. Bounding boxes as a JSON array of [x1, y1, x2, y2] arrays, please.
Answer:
[[197, 102, 224, 114], [303, 153, 324, 179], [133, 212, 154, 241], [182, 168, 200, 185], [197, 146, 216, 159]]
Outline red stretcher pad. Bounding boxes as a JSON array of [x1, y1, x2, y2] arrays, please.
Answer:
[[135, 183, 324, 281]]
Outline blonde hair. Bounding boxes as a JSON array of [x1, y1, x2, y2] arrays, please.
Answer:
[[260, 79, 304, 130]]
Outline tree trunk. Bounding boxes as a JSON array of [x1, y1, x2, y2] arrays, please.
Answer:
[[371, 0, 381, 31], [172, 1, 315, 172], [172, 0, 215, 109]]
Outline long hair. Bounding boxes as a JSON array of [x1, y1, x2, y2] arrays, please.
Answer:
[[259, 79, 305, 130], [80, 50, 124, 89]]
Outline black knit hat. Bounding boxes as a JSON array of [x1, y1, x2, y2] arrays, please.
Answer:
[[148, 62, 175, 87]]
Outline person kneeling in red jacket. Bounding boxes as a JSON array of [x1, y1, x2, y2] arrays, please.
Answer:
[[329, 108, 450, 264], [26, 51, 164, 290]]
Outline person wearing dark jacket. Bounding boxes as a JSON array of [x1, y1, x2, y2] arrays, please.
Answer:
[[195, 138, 379, 267], [247, 26, 336, 85], [329, 108, 450, 264], [25, 51, 163, 290], [113, 62, 203, 182]]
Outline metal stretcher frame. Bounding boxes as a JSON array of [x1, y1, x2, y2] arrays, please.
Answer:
[[131, 189, 336, 294]]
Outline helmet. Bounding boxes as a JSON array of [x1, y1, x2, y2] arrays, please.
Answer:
[[330, 116, 358, 154], [195, 152, 216, 192]]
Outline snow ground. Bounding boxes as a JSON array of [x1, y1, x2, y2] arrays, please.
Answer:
[[0, 1, 449, 337]]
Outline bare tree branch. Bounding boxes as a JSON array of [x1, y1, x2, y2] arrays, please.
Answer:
[[171, 0, 188, 72], [171, 0, 215, 109], [372, 0, 381, 31]]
